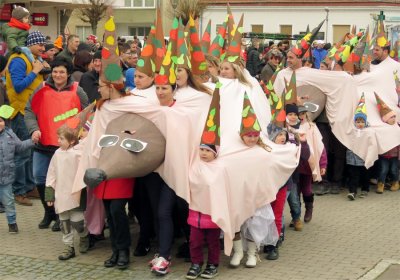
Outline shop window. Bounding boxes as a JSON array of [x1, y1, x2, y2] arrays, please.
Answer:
[[124, 0, 155, 8], [128, 26, 151, 37]]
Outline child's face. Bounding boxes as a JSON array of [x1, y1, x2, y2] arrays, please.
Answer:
[[0, 118, 5, 132], [287, 112, 299, 124], [274, 131, 287, 144], [199, 148, 216, 162], [299, 112, 307, 122], [242, 133, 260, 148], [22, 16, 30, 24], [80, 128, 89, 139], [355, 118, 366, 129], [386, 115, 396, 125], [58, 135, 73, 150]]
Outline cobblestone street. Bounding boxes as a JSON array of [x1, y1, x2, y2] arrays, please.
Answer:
[[1, 186, 399, 280]]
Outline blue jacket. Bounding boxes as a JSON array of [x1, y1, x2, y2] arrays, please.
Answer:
[[0, 127, 34, 185], [312, 48, 328, 69]]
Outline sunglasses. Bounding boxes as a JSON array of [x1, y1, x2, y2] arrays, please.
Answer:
[[98, 134, 147, 153]]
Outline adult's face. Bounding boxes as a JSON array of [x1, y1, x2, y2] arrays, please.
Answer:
[[155, 84, 174, 106], [123, 51, 138, 68], [269, 55, 281, 67], [93, 58, 102, 73], [52, 66, 69, 89], [219, 61, 235, 79], [134, 70, 154, 89], [69, 37, 80, 53], [30, 43, 45, 57], [372, 46, 388, 61], [130, 42, 138, 52], [207, 61, 219, 77], [46, 48, 59, 61], [286, 51, 302, 70], [176, 67, 189, 88]]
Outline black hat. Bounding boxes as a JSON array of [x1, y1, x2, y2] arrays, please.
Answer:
[[45, 43, 55, 52], [285, 104, 299, 115]]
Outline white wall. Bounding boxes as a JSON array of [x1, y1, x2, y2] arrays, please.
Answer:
[[201, 6, 400, 44], [28, 7, 58, 39]]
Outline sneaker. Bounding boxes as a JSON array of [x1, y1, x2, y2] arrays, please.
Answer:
[[358, 191, 368, 198], [151, 256, 171, 275], [200, 264, 218, 279], [8, 223, 18, 234], [315, 184, 330, 196], [330, 184, 340, 195], [347, 193, 355, 201], [15, 195, 33, 206], [186, 263, 202, 279]]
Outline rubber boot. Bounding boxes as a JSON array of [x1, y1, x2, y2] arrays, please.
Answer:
[[245, 241, 258, 268], [303, 194, 314, 223], [230, 239, 244, 268], [390, 181, 399, 192], [376, 182, 384, 194], [37, 184, 56, 229]]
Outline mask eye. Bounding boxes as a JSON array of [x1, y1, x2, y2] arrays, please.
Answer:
[[98, 135, 119, 148], [120, 138, 148, 153]]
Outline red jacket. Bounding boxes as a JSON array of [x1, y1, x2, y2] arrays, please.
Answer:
[[94, 178, 135, 200], [187, 209, 219, 229]]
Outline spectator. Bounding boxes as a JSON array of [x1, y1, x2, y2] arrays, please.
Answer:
[[72, 50, 93, 83], [260, 49, 283, 83], [57, 34, 80, 61], [246, 38, 261, 78], [79, 50, 102, 103]]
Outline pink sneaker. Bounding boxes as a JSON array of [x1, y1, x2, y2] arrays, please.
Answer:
[[151, 256, 171, 275]]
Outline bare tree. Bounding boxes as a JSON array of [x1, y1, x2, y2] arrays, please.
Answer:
[[169, 0, 208, 25], [77, 0, 112, 35]]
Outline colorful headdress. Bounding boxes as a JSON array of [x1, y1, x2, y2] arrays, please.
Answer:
[[290, 20, 325, 58], [226, 3, 236, 47], [240, 92, 261, 136], [100, 9, 123, 86], [209, 17, 228, 59], [284, 71, 298, 106], [201, 19, 211, 54], [354, 92, 367, 123], [175, 18, 191, 70], [376, 20, 390, 48], [374, 92, 396, 122], [223, 13, 244, 65], [200, 81, 222, 153], [269, 90, 286, 128], [0, 104, 15, 120], [188, 16, 207, 76], [155, 40, 176, 85], [137, 24, 156, 77], [351, 27, 370, 71]]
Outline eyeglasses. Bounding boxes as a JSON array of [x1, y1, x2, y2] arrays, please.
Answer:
[[98, 134, 147, 152]]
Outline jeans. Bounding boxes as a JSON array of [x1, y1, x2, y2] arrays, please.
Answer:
[[158, 183, 176, 259], [33, 151, 53, 185], [378, 157, 399, 183], [103, 199, 130, 251], [11, 113, 34, 195], [286, 183, 301, 221], [0, 184, 17, 224]]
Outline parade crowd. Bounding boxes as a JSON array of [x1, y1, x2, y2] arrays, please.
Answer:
[[0, 4, 399, 280]]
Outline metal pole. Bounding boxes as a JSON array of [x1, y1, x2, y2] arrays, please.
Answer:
[[325, 7, 329, 42]]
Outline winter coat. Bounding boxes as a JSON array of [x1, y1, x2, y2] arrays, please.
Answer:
[[260, 62, 277, 83], [380, 145, 399, 159], [2, 20, 29, 51], [346, 149, 365, 166], [246, 47, 261, 77], [0, 127, 33, 185], [187, 209, 219, 229], [93, 178, 135, 200], [79, 70, 100, 103]]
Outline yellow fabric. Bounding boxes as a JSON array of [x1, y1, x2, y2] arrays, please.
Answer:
[[5, 53, 43, 119]]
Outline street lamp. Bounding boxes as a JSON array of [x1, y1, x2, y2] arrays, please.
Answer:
[[324, 7, 329, 42]]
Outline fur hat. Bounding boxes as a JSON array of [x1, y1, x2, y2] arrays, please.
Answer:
[[12, 6, 30, 21]]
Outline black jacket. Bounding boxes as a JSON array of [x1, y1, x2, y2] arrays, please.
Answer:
[[246, 47, 261, 77]]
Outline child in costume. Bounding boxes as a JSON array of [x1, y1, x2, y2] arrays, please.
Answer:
[[298, 105, 327, 222], [186, 82, 221, 280], [0, 105, 34, 233], [45, 125, 89, 260], [374, 92, 399, 193], [230, 92, 276, 269], [2, 5, 48, 71], [346, 93, 369, 200]]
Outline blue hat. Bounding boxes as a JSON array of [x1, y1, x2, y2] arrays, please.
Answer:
[[26, 31, 46, 47]]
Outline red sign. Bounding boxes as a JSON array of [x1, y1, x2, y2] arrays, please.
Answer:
[[32, 13, 48, 26], [0, 4, 13, 21]]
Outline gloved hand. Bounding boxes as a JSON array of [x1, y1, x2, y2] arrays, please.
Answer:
[[13, 46, 22, 54]]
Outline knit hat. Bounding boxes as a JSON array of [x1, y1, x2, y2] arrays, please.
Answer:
[[54, 35, 63, 50], [26, 31, 46, 47], [200, 81, 221, 154], [0, 105, 15, 120], [290, 20, 325, 58], [240, 92, 261, 137], [209, 16, 228, 59], [188, 16, 207, 76], [45, 43, 55, 52], [100, 8, 123, 86], [354, 92, 367, 123], [0, 55, 7, 73], [223, 13, 244, 64], [87, 34, 97, 43], [201, 19, 211, 54], [376, 20, 390, 48], [267, 122, 288, 142], [12, 6, 29, 21], [374, 92, 396, 122], [285, 103, 299, 115], [93, 50, 102, 60]]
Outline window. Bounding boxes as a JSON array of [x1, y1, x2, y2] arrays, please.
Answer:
[[129, 26, 151, 37], [124, 0, 155, 8], [76, 26, 92, 41], [252, 25, 263, 33], [280, 25, 292, 36], [333, 25, 350, 44]]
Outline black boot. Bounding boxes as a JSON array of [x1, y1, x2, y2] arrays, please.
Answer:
[[51, 216, 61, 232], [265, 245, 279, 260], [303, 194, 314, 223], [104, 251, 119, 268], [37, 184, 56, 229], [116, 249, 129, 270]]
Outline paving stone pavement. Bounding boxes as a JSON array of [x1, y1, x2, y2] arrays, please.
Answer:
[[0, 186, 399, 280]]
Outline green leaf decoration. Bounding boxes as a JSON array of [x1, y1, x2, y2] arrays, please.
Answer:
[[242, 105, 250, 117], [238, 27, 243, 33], [216, 81, 222, 88], [199, 62, 207, 70], [171, 55, 178, 64], [177, 54, 184, 65], [172, 18, 179, 29], [153, 39, 162, 49], [272, 93, 278, 102], [218, 127, 221, 137], [218, 36, 224, 46], [137, 59, 145, 67], [105, 64, 123, 82], [228, 56, 238, 62], [285, 89, 292, 100], [210, 108, 216, 117], [253, 120, 260, 131], [210, 125, 216, 132], [159, 67, 165, 75], [151, 59, 156, 72]]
